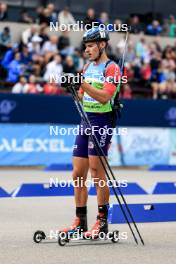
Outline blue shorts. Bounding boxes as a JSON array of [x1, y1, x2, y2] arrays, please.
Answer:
[[73, 112, 113, 158]]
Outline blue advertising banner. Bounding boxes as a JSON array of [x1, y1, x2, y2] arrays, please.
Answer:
[[119, 128, 171, 166], [0, 94, 176, 127], [0, 124, 75, 165], [0, 124, 175, 166], [169, 129, 176, 165]]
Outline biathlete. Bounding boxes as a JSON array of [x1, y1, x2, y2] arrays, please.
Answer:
[[61, 27, 121, 238]]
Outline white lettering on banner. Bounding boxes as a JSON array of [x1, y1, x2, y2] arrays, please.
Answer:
[[0, 139, 11, 151], [35, 139, 48, 152], [0, 138, 72, 152], [23, 139, 34, 152], [49, 139, 59, 152], [12, 138, 23, 152]]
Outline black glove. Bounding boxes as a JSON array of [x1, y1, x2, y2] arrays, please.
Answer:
[[61, 73, 83, 92]]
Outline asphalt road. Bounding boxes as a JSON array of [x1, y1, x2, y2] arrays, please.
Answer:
[[0, 169, 176, 264]]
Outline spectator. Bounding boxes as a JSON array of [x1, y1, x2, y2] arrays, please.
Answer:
[[20, 45, 32, 65], [44, 54, 63, 82], [63, 55, 76, 73], [6, 52, 23, 83], [19, 9, 34, 24], [58, 30, 70, 51], [58, 6, 76, 26], [41, 35, 58, 62], [123, 63, 134, 82], [43, 82, 65, 95], [151, 60, 176, 99], [39, 24, 49, 48], [135, 37, 150, 62], [98, 12, 109, 26], [140, 60, 152, 83], [0, 2, 7, 21], [126, 42, 136, 64], [22, 25, 39, 45], [150, 51, 162, 81], [149, 39, 162, 54], [1, 43, 19, 69], [0, 5, 176, 100], [43, 82, 58, 95], [120, 84, 132, 99], [98, 12, 116, 31], [113, 19, 122, 32], [129, 15, 143, 34], [116, 35, 127, 56], [84, 8, 97, 30], [58, 30, 74, 56], [31, 53, 44, 79], [12, 76, 27, 93], [24, 74, 42, 94], [72, 48, 84, 72], [35, 6, 44, 24], [0, 26, 11, 55], [28, 34, 43, 55], [146, 20, 162, 36], [47, 3, 57, 24], [38, 8, 51, 26], [168, 15, 176, 38], [162, 46, 176, 69]]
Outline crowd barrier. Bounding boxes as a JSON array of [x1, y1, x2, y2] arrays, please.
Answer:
[[0, 182, 175, 198], [0, 94, 176, 127]]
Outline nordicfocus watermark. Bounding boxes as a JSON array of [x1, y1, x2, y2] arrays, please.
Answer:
[[50, 21, 129, 32], [49, 178, 128, 188], [49, 72, 128, 85], [50, 126, 128, 137], [49, 229, 128, 241]]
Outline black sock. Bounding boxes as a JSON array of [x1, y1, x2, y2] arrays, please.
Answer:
[[98, 204, 109, 219], [76, 206, 87, 217]]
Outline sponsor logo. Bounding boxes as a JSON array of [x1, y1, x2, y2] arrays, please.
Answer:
[[0, 100, 16, 121], [0, 138, 72, 152], [165, 107, 176, 126]]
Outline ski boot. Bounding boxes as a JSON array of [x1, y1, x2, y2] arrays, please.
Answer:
[[58, 215, 87, 246], [84, 213, 108, 240]]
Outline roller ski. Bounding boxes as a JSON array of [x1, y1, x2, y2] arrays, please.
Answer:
[[58, 213, 119, 246], [33, 230, 46, 243], [58, 214, 88, 246], [33, 214, 87, 244]]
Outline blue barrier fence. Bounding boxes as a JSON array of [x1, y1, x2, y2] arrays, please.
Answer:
[[0, 181, 174, 198], [0, 94, 176, 127], [108, 203, 176, 223]]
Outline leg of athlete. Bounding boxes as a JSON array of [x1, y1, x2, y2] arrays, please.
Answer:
[[89, 155, 109, 206], [84, 155, 110, 239], [72, 156, 89, 207], [59, 157, 89, 234], [60, 120, 89, 234], [83, 111, 113, 239]]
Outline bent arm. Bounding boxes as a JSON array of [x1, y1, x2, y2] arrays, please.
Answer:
[[80, 63, 121, 104]]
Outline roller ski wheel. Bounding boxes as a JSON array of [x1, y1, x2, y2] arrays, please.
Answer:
[[58, 232, 70, 246], [33, 230, 46, 243], [111, 230, 119, 243]]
